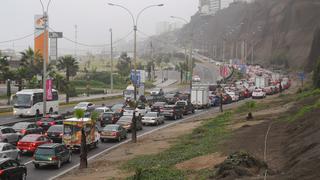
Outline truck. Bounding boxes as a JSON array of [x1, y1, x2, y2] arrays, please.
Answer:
[[255, 76, 268, 88], [63, 117, 100, 151], [191, 84, 210, 109]]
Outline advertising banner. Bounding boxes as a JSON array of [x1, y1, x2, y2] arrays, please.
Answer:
[[34, 15, 49, 63], [46, 79, 53, 100]]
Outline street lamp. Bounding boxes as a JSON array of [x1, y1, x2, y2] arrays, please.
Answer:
[[170, 16, 193, 98], [108, 3, 164, 101], [108, 3, 164, 143], [39, 0, 52, 116]]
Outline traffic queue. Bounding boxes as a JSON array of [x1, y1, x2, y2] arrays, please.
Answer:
[[0, 65, 290, 179]]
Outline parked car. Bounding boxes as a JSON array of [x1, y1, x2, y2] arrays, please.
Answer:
[[17, 134, 51, 153], [264, 86, 274, 95], [33, 143, 71, 169], [0, 143, 21, 160], [161, 105, 184, 120], [12, 122, 44, 136], [0, 158, 27, 180], [36, 114, 63, 131], [0, 126, 21, 144], [45, 125, 63, 143], [99, 112, 120, 127], [117, 116, 143, 132], [175, 101, 195, 115], [73, 102, 95, 112], [222, 94, 233, 104], [100, 124, 127, 142], [142, 112, 165, 126], [252, 89, 266, 99], [151, 102, 167, 112]]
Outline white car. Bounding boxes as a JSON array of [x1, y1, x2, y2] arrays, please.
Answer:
[[150, 88, 164, 96], [94, 107, 111, 114], [252, 89, 266, 99], [74, 102, 95, 112], [192, 75, 201, 82], [226, 91, 239, 102], [0, 143, 21, 160], [142, 112, 165, 126]]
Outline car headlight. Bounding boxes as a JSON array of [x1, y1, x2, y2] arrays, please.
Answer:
[[27, 111, 30, 114]]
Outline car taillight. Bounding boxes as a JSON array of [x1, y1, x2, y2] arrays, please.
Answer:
[[31, 143, 37, 147], [111, 132, 118, 136], [59, 133, 63, 136], [0, 170, 4, 175], [20, 129, 27, 135], [49, 121, 56, 126], [51, 156, 58, 161], [36, 121, 42, 126], [45, 132, 48, 136]]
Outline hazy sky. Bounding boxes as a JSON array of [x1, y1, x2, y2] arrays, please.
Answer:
[[0, 0, 199, 54]]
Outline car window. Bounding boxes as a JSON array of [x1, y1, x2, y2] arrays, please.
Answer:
[[38, 136, 44, 141], [1, 129, 8, 134], [2, 145, 8, 151], [8, 145, 16, 150], [56, 146, 63, 153], [8, 128, 15, 133], [88, 103, 93, 106], [61, 145, 68, 152], [8, 160, 19, 167], [43, 136, 49, 142], [0, 161, 12, 169]]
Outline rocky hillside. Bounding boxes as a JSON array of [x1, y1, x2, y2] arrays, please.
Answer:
[[176, 0, 320, 71]]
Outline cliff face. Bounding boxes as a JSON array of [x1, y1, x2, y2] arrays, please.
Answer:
[[179, 0, 320, 71]]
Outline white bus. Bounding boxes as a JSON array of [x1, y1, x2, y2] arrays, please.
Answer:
[[12, 89, 59, 117]]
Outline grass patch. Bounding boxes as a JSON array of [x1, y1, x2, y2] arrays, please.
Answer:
[[296, 88, 320, 100], [288, 98, 320, 122], [234, 101, 271, 115], [125, 111, 233, 179]]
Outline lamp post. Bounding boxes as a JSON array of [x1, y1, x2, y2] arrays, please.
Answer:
[[40, 0, 52, 116], [170, 16, 193, 97], [108, 3, 164, 143]]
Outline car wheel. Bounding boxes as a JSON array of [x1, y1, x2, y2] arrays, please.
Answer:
[[34, 164, 40, 169], [67, 154, 72, 163], [173, 115, 177, 120], [49, 108, 53, 114], [56, 160, 61, 169], [21, 171, 27, 180], [36, 109, 40, 117], [101, 138, 104, 143]]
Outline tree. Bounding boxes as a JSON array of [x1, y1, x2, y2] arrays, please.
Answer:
[[20, 47, 43, 78], [116, 52, 131, 78], [146, 61, 154, 81], [74, 109, 87, 169], [0, 54, 10, 81], [175, 62, 188, 83], [313, 56, 320, 88], [57, 55, 79, 103]]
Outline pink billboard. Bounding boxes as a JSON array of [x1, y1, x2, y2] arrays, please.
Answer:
[[46, 79, 53, 100]]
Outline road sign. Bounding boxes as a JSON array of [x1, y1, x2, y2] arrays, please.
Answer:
[[49, 32, 63, 38]]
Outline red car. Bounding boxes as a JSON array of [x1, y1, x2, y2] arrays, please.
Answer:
[[17, 134, 52, 153], [36, 114, 63, 131]]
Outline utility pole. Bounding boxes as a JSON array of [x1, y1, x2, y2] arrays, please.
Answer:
[[110, 28, 113, 94], [42, 11, 48, 116], [189, 32, 193, 98]]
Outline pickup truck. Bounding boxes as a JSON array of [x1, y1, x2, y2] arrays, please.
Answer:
[[175, 100, 195, 115], [161, 104, 184, 120]]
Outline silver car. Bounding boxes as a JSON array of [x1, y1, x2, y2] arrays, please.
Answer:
[[0, 126, 20, 144], [142, 112, 165, 126], [0, 143, 21, 161]]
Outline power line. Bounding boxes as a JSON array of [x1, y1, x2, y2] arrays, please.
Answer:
[[0, 30, 41, 44], [48, 27, 133, 48]]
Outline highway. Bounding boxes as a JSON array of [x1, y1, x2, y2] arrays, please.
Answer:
[[0, 61, 219, 180]]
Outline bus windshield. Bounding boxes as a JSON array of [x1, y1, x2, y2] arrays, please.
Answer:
[[13, 94, 32, 108]]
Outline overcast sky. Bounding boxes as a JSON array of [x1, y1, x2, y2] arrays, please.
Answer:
[[0, 0, 200, 54]]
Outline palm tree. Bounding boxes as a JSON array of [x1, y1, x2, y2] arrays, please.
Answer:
[[20, 47, 43, 77], [74, 109, 88, 169], [56, 55, 79, 103]]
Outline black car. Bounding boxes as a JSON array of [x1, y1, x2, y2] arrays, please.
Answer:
[[46, 125, 63, 143], [161, 104, 184, 120], [0, 158, 27, 180], [12, 122, 44, 136], [100, 112, 120, 127], [36, 115, 63, 131], [175, 100, 195, 115], [33, 143, 71, 169], [164, 93, 179, 104]]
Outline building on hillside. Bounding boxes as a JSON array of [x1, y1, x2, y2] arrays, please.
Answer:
[[199, 0, 221, 16], [156, 21, 183, 35]]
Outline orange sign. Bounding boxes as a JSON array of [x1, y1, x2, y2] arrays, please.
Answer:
[[34, 15, 49, 63]]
